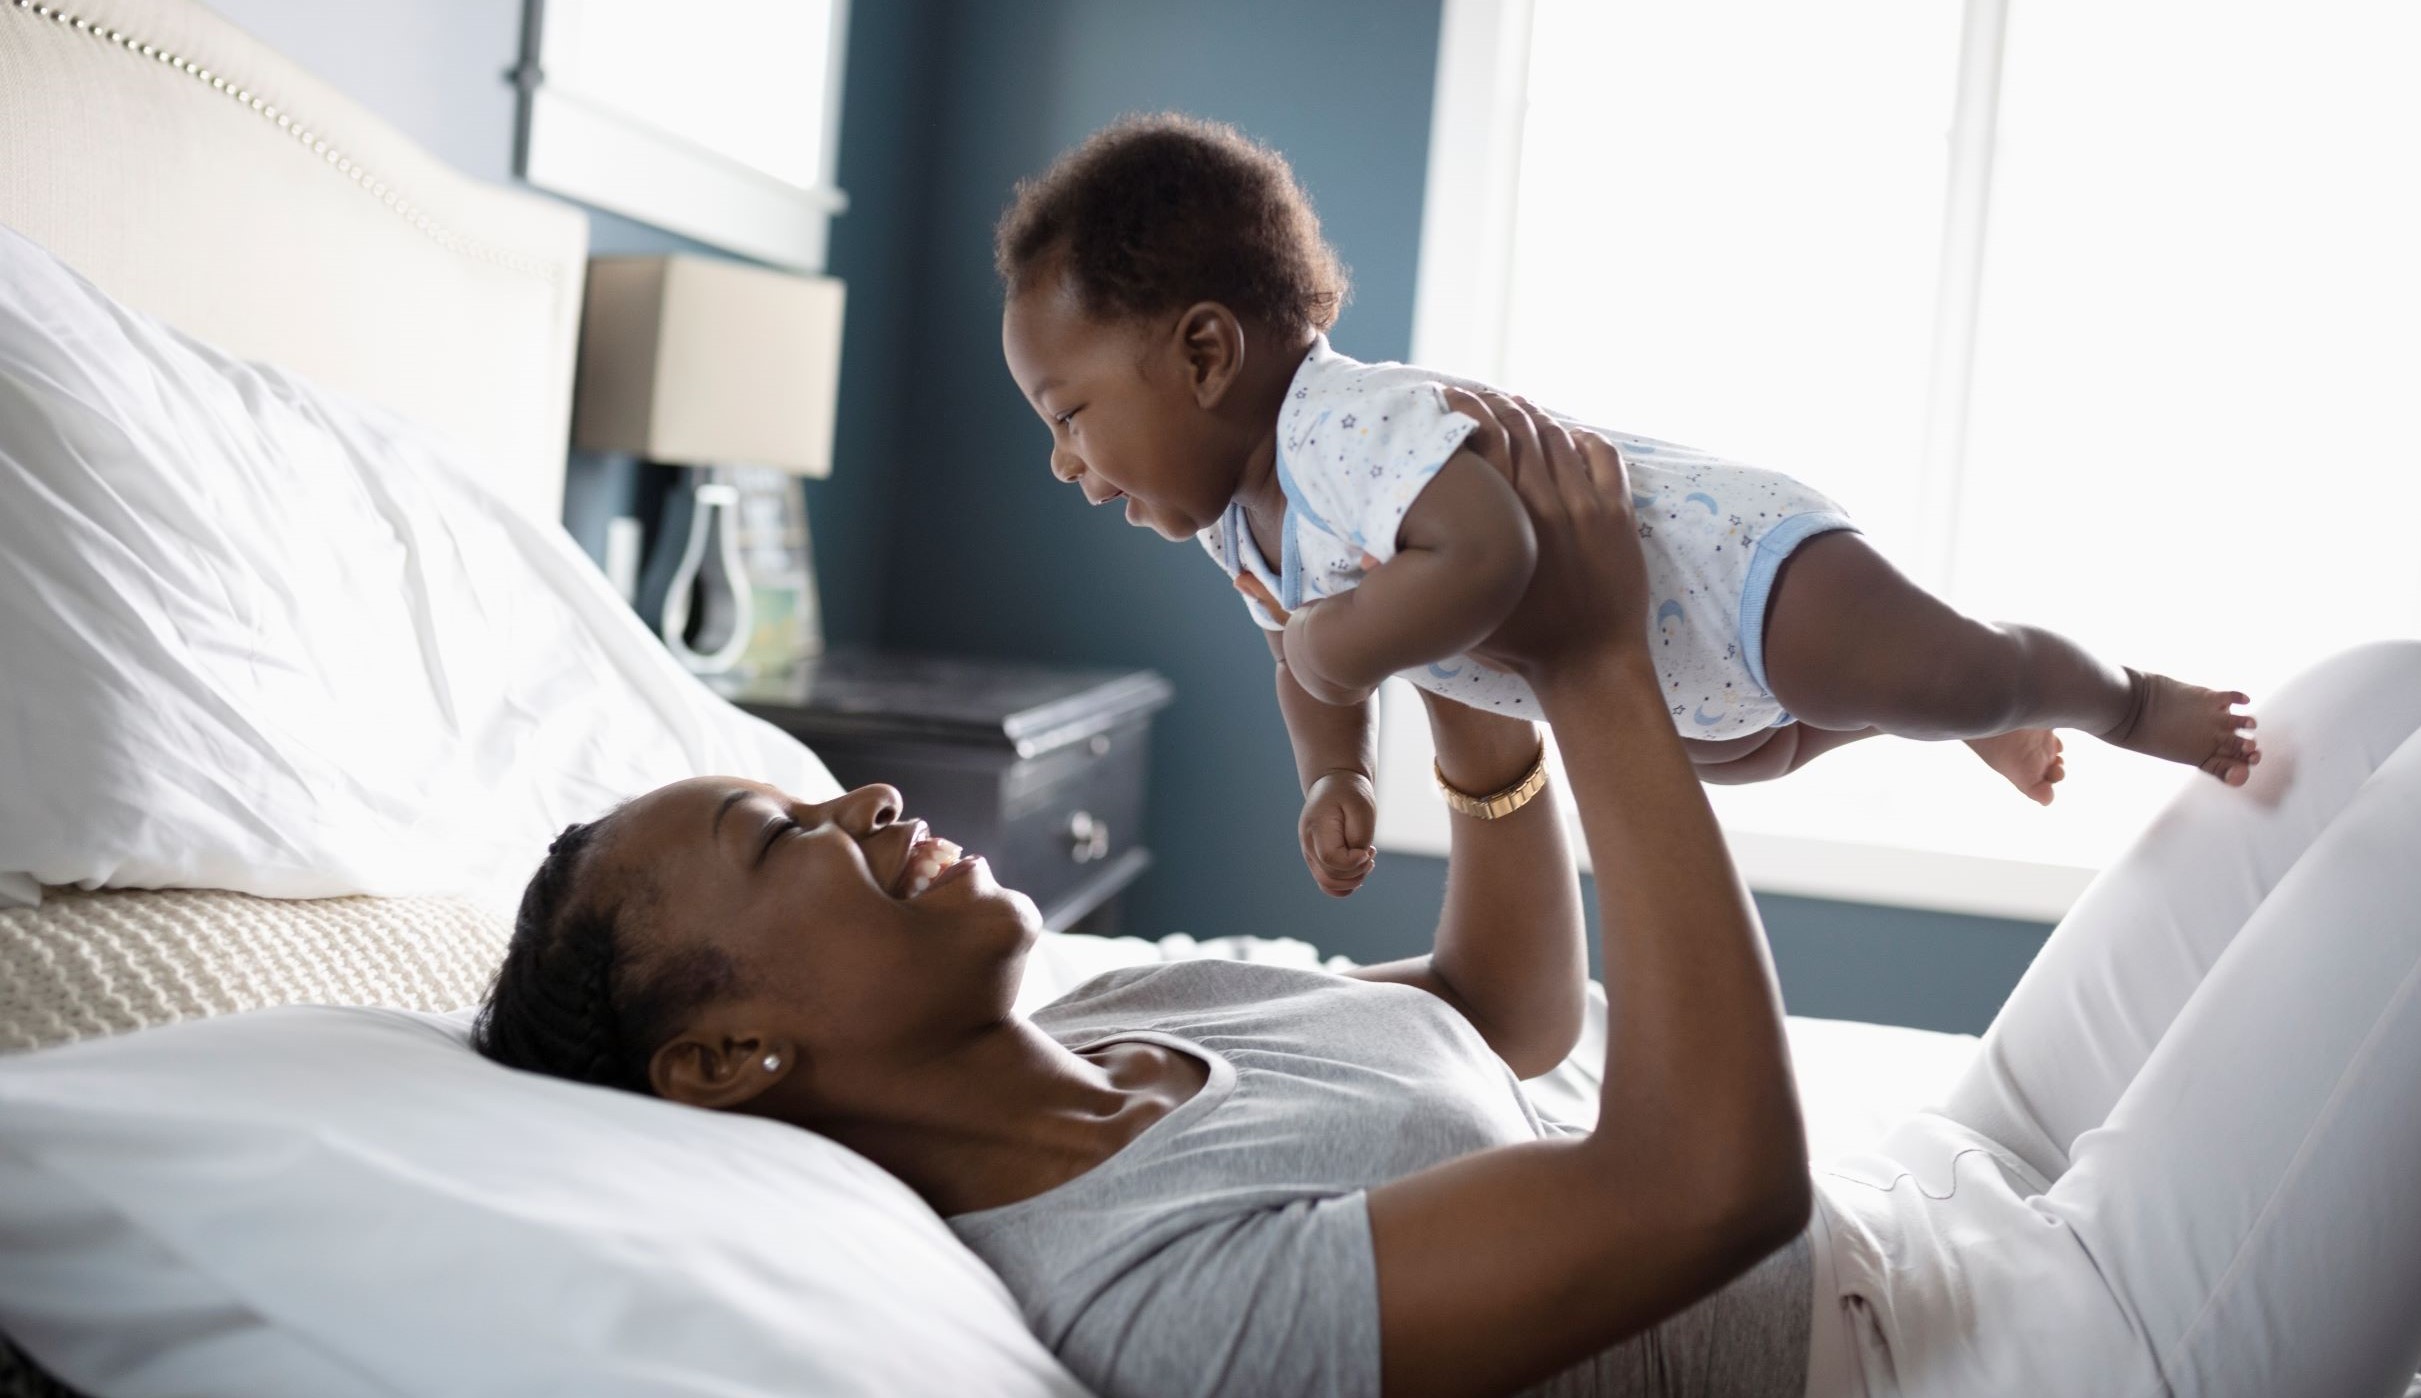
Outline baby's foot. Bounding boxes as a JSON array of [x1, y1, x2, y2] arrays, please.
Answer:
[[2101, 669, 2261, 785], [1968, 728, 2065, 805]]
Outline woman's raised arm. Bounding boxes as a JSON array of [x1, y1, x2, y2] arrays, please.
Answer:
[[1361, 392, 1809, 1398], [1346, 690, 1587, 1079]]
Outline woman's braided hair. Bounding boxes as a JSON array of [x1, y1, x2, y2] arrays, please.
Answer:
[[473, 816, 738, 1095]]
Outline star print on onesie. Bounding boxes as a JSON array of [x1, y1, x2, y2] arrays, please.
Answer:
[[1197, 337, 1857, 737]]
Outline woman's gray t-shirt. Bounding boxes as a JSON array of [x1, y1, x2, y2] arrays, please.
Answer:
[[948, 961, 1810, 1398]]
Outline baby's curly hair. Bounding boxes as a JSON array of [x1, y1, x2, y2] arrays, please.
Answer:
[[996, 113, 1349, 337]]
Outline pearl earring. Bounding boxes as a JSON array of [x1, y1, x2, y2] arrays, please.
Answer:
[[761, 1053, 781, 1073]]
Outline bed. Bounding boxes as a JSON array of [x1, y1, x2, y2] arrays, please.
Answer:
[[0, 2, 1981, 1393]]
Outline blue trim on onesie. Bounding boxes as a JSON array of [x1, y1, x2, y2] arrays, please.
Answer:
[[1280, 517, 1305, 611], [1272, 444, 1341, 612], [1738, 511, 1859, 699], [1273, 443, 1344, 542]]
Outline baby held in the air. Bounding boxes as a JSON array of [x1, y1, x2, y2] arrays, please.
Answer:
[[999, 114, 2257, 897], [1208, 336, 1868, 742]]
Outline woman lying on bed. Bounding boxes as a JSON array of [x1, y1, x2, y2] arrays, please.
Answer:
[[474, 396, 2421, 1398]]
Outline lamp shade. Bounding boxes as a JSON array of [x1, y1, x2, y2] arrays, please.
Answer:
[[573, 254, 845, 476]]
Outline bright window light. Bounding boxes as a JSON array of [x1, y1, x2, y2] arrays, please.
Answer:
[[548, 0, 836, 192], [1945, 1, 2421, 863], [1391, 0, 2421, 917], [1505, 0, 1960, 552], [522, 0, 849, 270]]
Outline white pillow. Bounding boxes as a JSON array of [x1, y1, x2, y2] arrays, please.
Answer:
[[0, 1004, 1089, 1398], [0, 222, 836, 912]]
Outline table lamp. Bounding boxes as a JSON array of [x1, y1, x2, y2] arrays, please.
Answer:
[[573, 253, 846, 677]]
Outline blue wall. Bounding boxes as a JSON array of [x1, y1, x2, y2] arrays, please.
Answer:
[[200, 0, 2050, 1034], [863, 0, 2053, 1033], [876, 0, 1461, 957]]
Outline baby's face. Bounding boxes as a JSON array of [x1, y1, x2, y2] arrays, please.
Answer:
[[1002, 274, 1241, 541]]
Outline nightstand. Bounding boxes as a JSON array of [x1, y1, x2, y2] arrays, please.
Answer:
[[738, 650, 1174, 934]]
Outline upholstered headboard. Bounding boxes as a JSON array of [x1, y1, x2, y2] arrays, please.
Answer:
[[0, 0, 586, 522]]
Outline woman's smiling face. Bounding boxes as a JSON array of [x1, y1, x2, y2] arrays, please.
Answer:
[[586, 777, 1041, 1097]]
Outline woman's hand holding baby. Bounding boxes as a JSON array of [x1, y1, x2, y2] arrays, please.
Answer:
[[1241, 386, 1648, 904], [1443, 387, 1652, 685]]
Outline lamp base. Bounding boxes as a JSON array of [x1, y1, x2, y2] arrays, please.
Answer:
[[660, 469, 752, 676], [718, 466, 823, 695]]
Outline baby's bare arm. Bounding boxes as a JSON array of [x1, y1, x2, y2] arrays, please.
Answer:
[[1267, 628, 1382, 896], [1349, 691, 1586, 1078], [1267, 628, 1378, 793], [1282, 450, 1535, 705]]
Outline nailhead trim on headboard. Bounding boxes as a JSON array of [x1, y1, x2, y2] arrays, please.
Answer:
[[8, 0, 560, 283]]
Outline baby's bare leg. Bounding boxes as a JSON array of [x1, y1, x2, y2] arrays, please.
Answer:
[[1760, 533, 2258, 784]]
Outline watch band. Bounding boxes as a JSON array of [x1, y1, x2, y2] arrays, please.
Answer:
[[1433, 745, 1550, 820]]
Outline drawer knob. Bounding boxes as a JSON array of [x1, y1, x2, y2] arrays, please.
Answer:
[[1066, 811, 1111, 864]]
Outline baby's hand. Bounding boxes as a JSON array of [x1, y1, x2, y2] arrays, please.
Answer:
[[1300, 771, 1378, 898]]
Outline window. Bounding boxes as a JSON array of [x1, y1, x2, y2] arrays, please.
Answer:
[[517, 0, 851, 271], [1382, 0, 2421, 919]]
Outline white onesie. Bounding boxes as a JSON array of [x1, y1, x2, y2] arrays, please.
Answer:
[[1199, 337, 1857, 739]]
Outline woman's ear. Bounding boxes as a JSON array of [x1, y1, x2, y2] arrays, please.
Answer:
[[650, 1025, 798, 1110], [1175, 301, 1248, 409]]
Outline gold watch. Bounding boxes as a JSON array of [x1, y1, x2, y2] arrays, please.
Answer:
[[1433, 746, 1550, 820]]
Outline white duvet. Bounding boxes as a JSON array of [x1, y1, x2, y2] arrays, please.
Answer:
[[0, 223, 836, 911]]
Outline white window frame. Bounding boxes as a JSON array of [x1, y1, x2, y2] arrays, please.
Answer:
[[515, 0, 852, 273], [1380, 0, 2090, 923]]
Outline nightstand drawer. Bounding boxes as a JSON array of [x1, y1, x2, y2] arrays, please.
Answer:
[[737, 651, 1172, 932], [995, 720, 1149, 906]]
